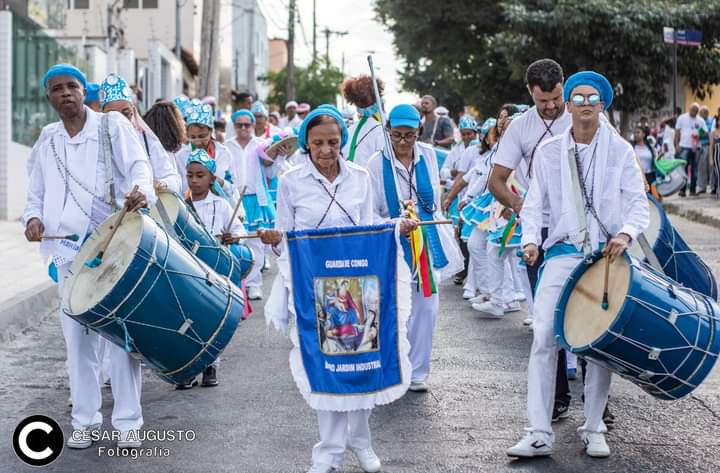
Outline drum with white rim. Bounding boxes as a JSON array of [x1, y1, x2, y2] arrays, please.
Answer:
[[61, 211, 244, 384]]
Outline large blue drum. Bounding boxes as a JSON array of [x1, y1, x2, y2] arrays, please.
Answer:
[[555, 251, 720, 400], [61, 212, 244, 384], [149, 191, 254, 284], [629, 195, 717, 299]]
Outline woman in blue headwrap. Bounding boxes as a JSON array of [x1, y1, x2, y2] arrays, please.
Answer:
[[261, 106, 414, 473]]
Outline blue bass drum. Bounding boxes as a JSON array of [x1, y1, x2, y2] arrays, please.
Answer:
[[149, 191, 249, 287], [628, 195, 717, 299], [61, 212, 244, 384], [229, 243, 255, 280], [555, 251, 720, 400]]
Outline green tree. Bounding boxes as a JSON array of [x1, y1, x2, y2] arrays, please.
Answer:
[[375, 0, 720, 127], [261, 63, 345, 109]]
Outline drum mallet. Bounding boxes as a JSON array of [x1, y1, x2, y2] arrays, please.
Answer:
[[601, 255, 611, 310], [417, 219, 453, 226], [40, 234, 80, 241], [85, 185, 138, 268]]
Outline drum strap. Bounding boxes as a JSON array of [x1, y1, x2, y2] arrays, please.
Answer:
[[566, 144, 591, 255], [637, 233, 663, 272], [155, 195, 178, 239], [100, 114, 119, 211]]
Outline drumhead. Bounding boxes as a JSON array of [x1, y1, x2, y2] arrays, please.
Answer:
[[149, 191, 182, 228], [628, 198, 661, 259], [61, 212, 145, 316], [563, 255, 631, 348]]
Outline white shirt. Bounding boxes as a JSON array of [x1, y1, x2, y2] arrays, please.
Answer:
[[521, 126, 649, 252], [225, 136, 276, 196], [342, 116, 385, 167], [662, 126, 676, 156], [175, 142, 234, 195], [23, 107, 155, 261], [634, 143, 654, 173], [139, 130, 181, 193], [440, 142, 476, 190], [189, 192, 245, 236], [462, 149, 494, 200], [275, 158, 374, 231], [493, 106, 572, 189], [675, 113, 707, 149], [279, 114, 302, 130]]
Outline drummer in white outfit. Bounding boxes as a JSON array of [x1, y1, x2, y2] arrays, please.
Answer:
[[507, 71, 648, 459], [260, 106, 415, 473], [366, 104, 464, 392], [23, 64, 154, 449], [341, 75, 386, 166]]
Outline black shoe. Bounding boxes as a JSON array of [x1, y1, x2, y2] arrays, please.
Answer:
[[678, 191, 686, 197], [690, 191, 698, 196], [201, 366, 218, 387], [697, 190, 707, 195], [453, 275, 465, 285], [175, 378, 198, 390], [552, 403, 570, 423], [603, 405, 615, 426]]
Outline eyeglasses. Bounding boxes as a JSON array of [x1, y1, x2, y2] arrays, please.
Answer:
[[235, 123, 254, 128], [389, 131, 418, 142], [571, 93, 602, 107]]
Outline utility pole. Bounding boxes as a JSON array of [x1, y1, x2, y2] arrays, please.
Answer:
[[247, 4, 256, 95], [175, 0, 181, 59], [287, 0, 296, 100], [322, 27, 348, 66], [672, 28, 678, 114], [199, 0, 220, 98], [312, 0, 317, 65]]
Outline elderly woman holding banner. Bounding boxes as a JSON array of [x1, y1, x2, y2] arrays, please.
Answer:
[[260, 106, 415, 473]]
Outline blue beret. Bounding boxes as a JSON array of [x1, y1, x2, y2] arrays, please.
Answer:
[[297, 105, 348, 152], [231, 109, 256, 124], [84, 83, 100, 104], [42, 64, 87, 89], [563, 71, 614, 111]]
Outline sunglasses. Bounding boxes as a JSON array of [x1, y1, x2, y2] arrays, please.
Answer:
[[571, 93, 602, 107], [235, 123, 254, 128]]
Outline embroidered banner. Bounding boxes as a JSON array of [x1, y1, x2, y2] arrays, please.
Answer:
[[287, 224, 407, 397]]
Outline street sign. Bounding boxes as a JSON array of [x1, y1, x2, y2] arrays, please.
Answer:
[[663, 27, 703, 47]]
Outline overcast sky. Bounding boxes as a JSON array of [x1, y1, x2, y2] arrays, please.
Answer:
[[256, 0, 417, 107]]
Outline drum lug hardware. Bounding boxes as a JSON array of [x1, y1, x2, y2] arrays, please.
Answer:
[[648, 348, 661, 360], [639, 370, 654, 381], [667, 285, 677, 299], [668, 309, 678, 325], [205, 272, 216, 286], [177, 319, 193, 336], [192, 241, 200, 254]]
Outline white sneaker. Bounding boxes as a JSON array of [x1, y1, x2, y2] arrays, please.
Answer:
[[504, 301, 522, 313], [522, 316, 533, 326], [515, 292, 527, 302], [581, 432, 610, 458], [117, 430, 142, 449], [462, 289, 476, 299], [471, 301, 504, 318], [506, 432, 553, 458], [469, 294, 490, 304], [307, 463, 336, 473], [408, 380, 428, 392], [351, 446, 382, 472], [66, 425, 99, 449], [247, 286, 263, 300]]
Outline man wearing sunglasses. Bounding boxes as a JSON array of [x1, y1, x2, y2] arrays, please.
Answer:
[[507, 71, 648, 460]]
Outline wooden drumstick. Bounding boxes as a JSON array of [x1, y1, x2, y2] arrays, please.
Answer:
[[40, 234, 80, 241], [225, 187, 246, 233], [416, 219, 453, 226], [601, 255, 610, 310], [85, 185, 138, 268]]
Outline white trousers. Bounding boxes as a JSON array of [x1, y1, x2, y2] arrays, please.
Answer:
[[516, 265, 535, 317], [487, 247, 517, 306], [312, 409, 372, 467], [58, 264, 143, 432], [465, 230, 488, 294], [244, 237, 265, 288], [407, 289, 439, 383], [526, 255, 611, 437]]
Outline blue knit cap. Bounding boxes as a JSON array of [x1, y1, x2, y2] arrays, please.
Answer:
[[563, 71, 614, 111], [84, 83, 100, 104], [42, 64, 87, 89], [100, 73, 132, 108], [297, 105, 348, 152]]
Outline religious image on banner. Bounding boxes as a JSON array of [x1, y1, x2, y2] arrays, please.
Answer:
[[268, 223, 412, 412], [315, 276, 380, 355]]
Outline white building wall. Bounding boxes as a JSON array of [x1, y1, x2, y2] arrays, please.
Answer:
[[0, 11, 12, 220], [231, 0, 269, 99]]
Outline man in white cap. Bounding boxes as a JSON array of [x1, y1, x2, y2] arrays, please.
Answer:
[[280, 100, 302, 129]]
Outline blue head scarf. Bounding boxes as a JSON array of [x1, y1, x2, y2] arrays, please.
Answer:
[[480, 118, 497, 136], [297, 105, 349, 152], [458, 115, 478, 131], [84, 83, 100, 104], [185, 103, 214, 128], [231, 109, 256, 124], [42, 64, 87, 90], [173, 95, 190, 115], [186, 148, 216, 173], [100, 73, 133, 109], [563, 71, 614, 111], [251, 101, 269, 117]]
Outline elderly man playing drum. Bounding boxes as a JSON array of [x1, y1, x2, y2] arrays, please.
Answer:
[[507, 71, 648, 459], [23, 64, 155, 450]]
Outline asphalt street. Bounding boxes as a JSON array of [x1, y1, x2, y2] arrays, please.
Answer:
[[1, 213, 719, 473]]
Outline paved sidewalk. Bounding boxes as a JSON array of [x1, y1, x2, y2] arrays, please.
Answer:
[[663, 193, 720, 229], [0, 220, 58, 341]]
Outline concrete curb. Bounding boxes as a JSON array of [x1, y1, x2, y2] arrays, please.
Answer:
[[0, 282, 58, 343], [663, 202, 720, 230]]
